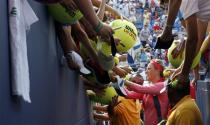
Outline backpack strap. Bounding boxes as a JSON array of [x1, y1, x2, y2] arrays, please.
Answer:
[[153, 95, 162, 123]]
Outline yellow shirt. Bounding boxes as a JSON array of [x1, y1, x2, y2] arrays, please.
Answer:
[[110, 97, 141, 125], [166, 95, 203, 125]]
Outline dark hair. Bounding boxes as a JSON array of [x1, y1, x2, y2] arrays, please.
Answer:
[[167, 82, 190, 106], [168, 83, 190, 95], [130, 73, 144, 85]]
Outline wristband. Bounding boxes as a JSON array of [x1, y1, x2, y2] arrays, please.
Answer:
[[95, 21, 103, 33]]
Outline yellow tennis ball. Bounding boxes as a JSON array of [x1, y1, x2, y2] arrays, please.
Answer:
[[98, 20, 138, 53], [168, 42, 201, 69], [163, 69, 171, 78], [110, 19, 138, 52], [48, 4, 83, 24], [89, 87, 118, 104], [167, 42, 183, 68]]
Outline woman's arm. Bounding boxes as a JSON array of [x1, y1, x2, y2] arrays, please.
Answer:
[[71, 0, 114, 41], [126, 81, 165, 95], [124, 88, 143, 99]]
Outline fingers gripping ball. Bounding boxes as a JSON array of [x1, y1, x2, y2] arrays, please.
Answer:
[[167, 42, 183, 68], [82, 39, 115, 71], [167, 42, 202, 69], [48, 4, 83, 24], [89, 87, 118, 105], [80, 39, 114, 71], [98, 20, 138, 54], [111, 19, 138, 52]]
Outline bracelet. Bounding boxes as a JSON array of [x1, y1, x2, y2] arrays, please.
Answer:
[[94, 21, 103, 33]]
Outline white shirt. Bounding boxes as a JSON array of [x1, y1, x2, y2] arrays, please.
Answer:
[[180, 0, 210, 21]]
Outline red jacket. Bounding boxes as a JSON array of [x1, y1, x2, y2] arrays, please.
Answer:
[[125, 80, 169, 125]]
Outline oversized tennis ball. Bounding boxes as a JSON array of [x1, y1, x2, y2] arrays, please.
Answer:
[[89, 87, 118, 104], [98, 20, 138, 54], [48, 4, 83, 24], [110, 19, 138, 52], [167, 42, 201, 69], [167, 42, 183, 68]]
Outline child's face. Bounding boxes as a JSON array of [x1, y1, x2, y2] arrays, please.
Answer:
[[131, 76, 144, 85]]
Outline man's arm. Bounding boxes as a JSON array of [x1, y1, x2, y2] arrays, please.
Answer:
[[180, 15, 198, 80], [166, 0, 181, 26], [160, 0, 182, 39], [72, 0, 114, 41], [71, 0, 100, 28]]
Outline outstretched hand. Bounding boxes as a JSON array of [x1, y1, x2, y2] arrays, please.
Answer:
[[171, 40, 185, 58], [98, 23, 114, 42], [113, 66, 128, 78], [107, 96, 121, 116], [170, 64, 189, 84], [170, 63, 183, 80], [159, 25, 173, 42], [80, 75, 106, 96], [120, 66, 133, 74]]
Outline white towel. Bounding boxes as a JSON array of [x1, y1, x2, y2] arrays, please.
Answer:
[[9, 0, 38, 103]]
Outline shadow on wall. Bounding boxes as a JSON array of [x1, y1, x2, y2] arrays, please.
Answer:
[[0, 0, 90, 125]]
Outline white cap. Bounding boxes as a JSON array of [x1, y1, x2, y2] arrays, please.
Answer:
[[69, 51, 91, 74], [80, 67, 91, 75]]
